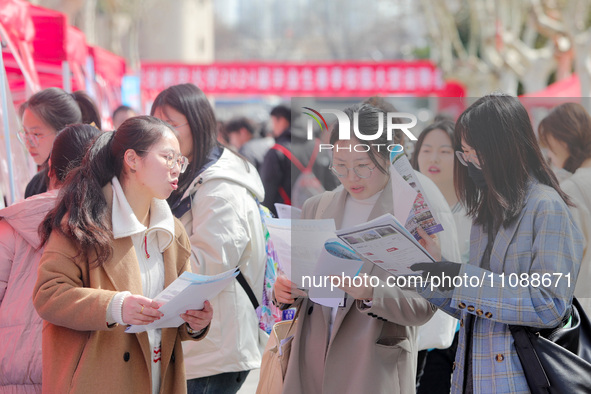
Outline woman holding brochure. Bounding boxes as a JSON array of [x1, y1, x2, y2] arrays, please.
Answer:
[[272, 103, 438, 394], [411, 93, 584, 393], [33, 116, 213, 394], [0, 124, 100, 393], [151, 83, 267, 394]]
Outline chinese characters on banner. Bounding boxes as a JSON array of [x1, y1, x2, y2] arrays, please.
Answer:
[[141, 61, 447, 96]]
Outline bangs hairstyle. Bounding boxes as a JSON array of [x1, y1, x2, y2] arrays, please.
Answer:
[[150, 83, 217, 205], [538, 102, 591, 173], [454, 93, 570, 228], [329, 103, 398, 175], [410, 119, 456, 171], [20, 88, 102, 131]]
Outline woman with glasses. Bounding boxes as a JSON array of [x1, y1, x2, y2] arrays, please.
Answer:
[[272, 103, 438, 393], [411, 94, 584, 393], [33, 116, 213, 394], [19, 88, 101, 198], [151, 84, 267, 394], [0, 124, 100, 393]]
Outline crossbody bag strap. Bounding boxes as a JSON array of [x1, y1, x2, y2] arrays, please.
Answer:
[[236, 270, 259, 310], [509, 325, 551, 393]]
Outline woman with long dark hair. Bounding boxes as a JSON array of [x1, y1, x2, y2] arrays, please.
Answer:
[[19, 88, 101, 198], [151, 84, 267, 394], [33, 116, 213, 394], [412, 94, 584, 393], [0, 124, 100, 393]]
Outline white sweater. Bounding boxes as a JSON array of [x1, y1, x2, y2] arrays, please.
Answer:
[[108, 177, 176, 394]]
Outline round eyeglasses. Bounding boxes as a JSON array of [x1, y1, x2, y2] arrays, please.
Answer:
[[17, 130, 51, 148], [140, 150, 189, 173], [329, 163, 375, 179], [172, 122, 188, 130], [455, 150, 482, 170]]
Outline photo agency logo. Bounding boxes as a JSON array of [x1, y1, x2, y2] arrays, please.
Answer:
[[302, 106, 418, 153]]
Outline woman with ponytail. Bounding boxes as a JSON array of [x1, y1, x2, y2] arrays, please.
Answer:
[[33, 116, 213, 394], [0, 124, 99, 393], [19, 88, 101, 198]]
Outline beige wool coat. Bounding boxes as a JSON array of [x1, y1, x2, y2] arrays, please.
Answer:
[[33, 184, 206, 394], [281, 185, 436, 394]]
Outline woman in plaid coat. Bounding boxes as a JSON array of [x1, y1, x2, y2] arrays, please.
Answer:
[[413, 94, 584, 393]]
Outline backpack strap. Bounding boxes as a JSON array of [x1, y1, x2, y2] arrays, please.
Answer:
[[271, 140, 321, 174], [278, 187, 291, 206], [305, 139, 321, 173], [236, 270, 259, 310], [271, 143, 305, 172]]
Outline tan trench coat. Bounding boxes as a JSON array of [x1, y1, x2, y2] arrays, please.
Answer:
[[282, 184, 436, 394], [33, 184, 206, 394]]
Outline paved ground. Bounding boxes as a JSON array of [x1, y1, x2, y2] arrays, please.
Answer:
[[237, 368, 260, 394]]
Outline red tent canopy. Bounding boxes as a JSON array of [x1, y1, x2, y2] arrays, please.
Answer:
[[521, 74, 582, 109], [90, 45, 125, 85], [89, 45, 126, 126], [28, 5, 87, 91], [0, 0, 39, 101], [523, 74, 580, 98], [1, 0, 127, 117]]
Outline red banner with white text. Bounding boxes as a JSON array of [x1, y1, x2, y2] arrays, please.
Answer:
[[141, 61, 453, 97]]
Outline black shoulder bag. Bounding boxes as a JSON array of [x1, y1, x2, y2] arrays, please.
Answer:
[[509, 297, 591, 394]]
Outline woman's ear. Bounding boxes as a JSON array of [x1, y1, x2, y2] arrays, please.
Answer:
[[47, 157, 56, 181], [124, 149, 138, 173]]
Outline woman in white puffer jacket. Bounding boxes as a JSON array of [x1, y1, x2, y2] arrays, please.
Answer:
[[0, 124, 100, 393]]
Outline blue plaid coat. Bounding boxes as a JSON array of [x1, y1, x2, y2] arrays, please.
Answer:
[[419, 180, 584, 394]]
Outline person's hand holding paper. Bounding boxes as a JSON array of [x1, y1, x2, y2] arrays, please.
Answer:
[[416, 226, 441, 261], [274, 274, 307, 305], [180, 300, 213, 333]]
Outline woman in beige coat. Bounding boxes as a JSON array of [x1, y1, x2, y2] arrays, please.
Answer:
[[33, 116, 213, 394], [273, 103, 437, 393]]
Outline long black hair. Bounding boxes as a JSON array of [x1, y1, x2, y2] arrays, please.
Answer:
[[40, 116, 174, 267], [454, 93, 570, 228], [49, 124, 101, 183], [150, 84, 217, 205]]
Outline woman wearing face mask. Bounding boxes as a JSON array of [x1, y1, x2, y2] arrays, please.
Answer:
[[33, 116, 213, 394], [411, 93, 584, 393], [272, 103, 438, 394], [19, 88, 101, 198]]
